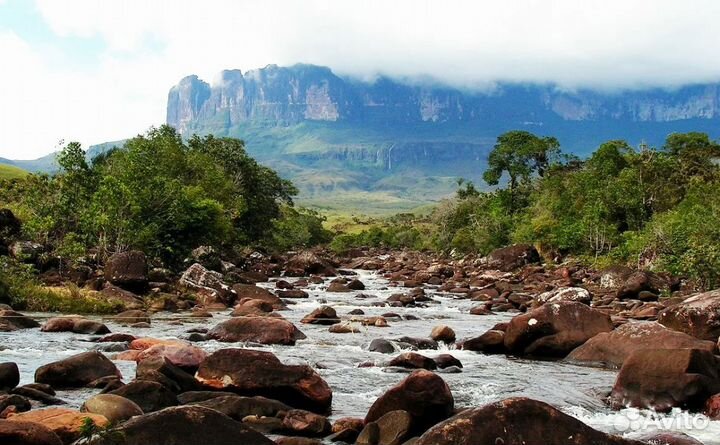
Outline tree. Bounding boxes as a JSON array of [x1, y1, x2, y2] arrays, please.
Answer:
[[483, 130, 560, 212]]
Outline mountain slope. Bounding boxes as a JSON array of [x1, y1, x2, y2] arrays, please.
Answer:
[[166, 64, 720, 210], [0, 163, 28, 180]]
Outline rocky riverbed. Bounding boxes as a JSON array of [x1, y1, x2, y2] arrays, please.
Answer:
[[1, 246, 720, 444]]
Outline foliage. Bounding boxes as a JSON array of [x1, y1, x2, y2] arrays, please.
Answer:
[[0, 126, 322, 269]]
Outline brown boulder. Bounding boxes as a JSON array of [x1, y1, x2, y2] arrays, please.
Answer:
[[286, 251, 336, 276], [233, 283, 285, 309], [135, 343, 208, 372], [99, 405, 274, 445], [504, 301, 613, 357], [300, 306, 340, 325], [485, 244, 540, 272], [195, 349, 332, 413], [567, 321, 717, 368], [208, 317, 302, 345], [365, 370, 453, 435], [281, 409, 331, 437], [704, 393, 720, 419], [0, 362, 19, 390], [112, 310, 150, 324], [0, 419, 62, 445], [415, 397, 641, 445], [104, 250, 147, 291], [387, 352, 437, 370], [609, 348, 720, 412], [430, 325, 455, 343], [7, 408, 108, 444], [108, 380, 178, 413], [658, 289, 720, 340], [81, 394, 143, 423], [460, 330, 506, 353], [41, 317, 110, 335], [35, 351, 121, 388], [0, 310, 40, 331]]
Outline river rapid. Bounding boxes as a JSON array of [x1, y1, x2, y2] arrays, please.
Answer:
[[1, 269, 719, 444]]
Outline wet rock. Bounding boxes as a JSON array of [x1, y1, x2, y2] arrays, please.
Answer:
[[300, 306, 340, 325], [365, 370, 454, 435], [233, 283, 285, 309], [469, 305, 494, 315], [11, 386, 65, 406], [535, 287, 592, 306], [415, 397, 640, 445], [96, 405, 274, 445], [196, 349, 332, 413], [429, 325, 455, 344], [460, 330, 506, 353], [396, 337, 438, 350], [329, 322, 361, 334], [278, 290, 309, 299], [0, 394, 31, 414], [231, 298, 275, 316], [191, 395, 290, 420], [208, 317, 302, 345], [332, 417, 364, 433], [35, 351, 121, 388], [388, 352, 437, 370], [135, 356, 201, 393], [658, 289, 720, 340], [327, 282, 351, 292], [369, 339, 396, 354], [567, 321, 717, 368], [0, 419, 62, 445], [281, 409, 331, 437], [348, 279, 366, 290], [41, 317, 110, 335], [433, 354, 462, 369], [97, 333, 136, 343], [0, 362, 19, 390], [0, 310, 40, 331], [276, 438, 322, 445], [81, 394, 143, 423], [504, 301, 614, 357], [609, 348, 720, 412], [180, 263, 233, 307], [113, 310, 151, 324], [104, 250, 148, 292], [108, 380, 178, 413], [484, 244, 541, 272], [136, 343, 208, 372], [286, 251, 336, 277], [7, 407, 108, 444]]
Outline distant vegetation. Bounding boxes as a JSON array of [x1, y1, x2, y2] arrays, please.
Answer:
[[0, 163, 28, 180], [331, 131, 720, 290]]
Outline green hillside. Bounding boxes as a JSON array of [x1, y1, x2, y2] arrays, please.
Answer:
[[0, 163, 28, 180]]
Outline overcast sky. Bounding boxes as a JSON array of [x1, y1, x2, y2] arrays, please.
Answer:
[[2, 0, 720, 159]]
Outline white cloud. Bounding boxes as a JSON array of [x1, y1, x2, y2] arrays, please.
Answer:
[[3, 0, 720, 158]]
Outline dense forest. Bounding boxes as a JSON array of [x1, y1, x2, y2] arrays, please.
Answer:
[[333, 131, 720, 290]]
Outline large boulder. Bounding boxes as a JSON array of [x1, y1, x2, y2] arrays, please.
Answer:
[[300, 306, 340, 325], [357, 410, 412, 445], [0, 420, 62, 445], [415, 397, 642, 445], [41, 317, 110, 335], [190, 395, 290, 420], [7, 408, 108, 444], [484, 244, 540, 272], [387, 352, 437, 370], [609, 348, 720, 412], [535, 287, 592, 306], [180, 263, 233, 307], [0, 310, 40, 331], [81, 394, 143, 423], [108, 380, 178, 413], [207, 317, 302, 345], [99, 284, 144, 310], [232, 284, 285, 309], [658, 289, 720, 340], [567, 322, 717, 368], [286, 251, 336, 277], [91, 406, 274, 445], [0, 362, 20, 390], [195, 349, 332, 413], [365, 370, 454, 435], [459, 330, 506, 353], [504, 301, 613, 357], [35, 351, 121, 388], [135, 343, 208, 372], [104, 250, 148, 291]]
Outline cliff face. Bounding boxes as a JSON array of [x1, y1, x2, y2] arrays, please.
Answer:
[[167, 64, 720, 133]]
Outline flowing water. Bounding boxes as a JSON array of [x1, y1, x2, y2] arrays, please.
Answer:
[[1, 269, 719, 444]]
